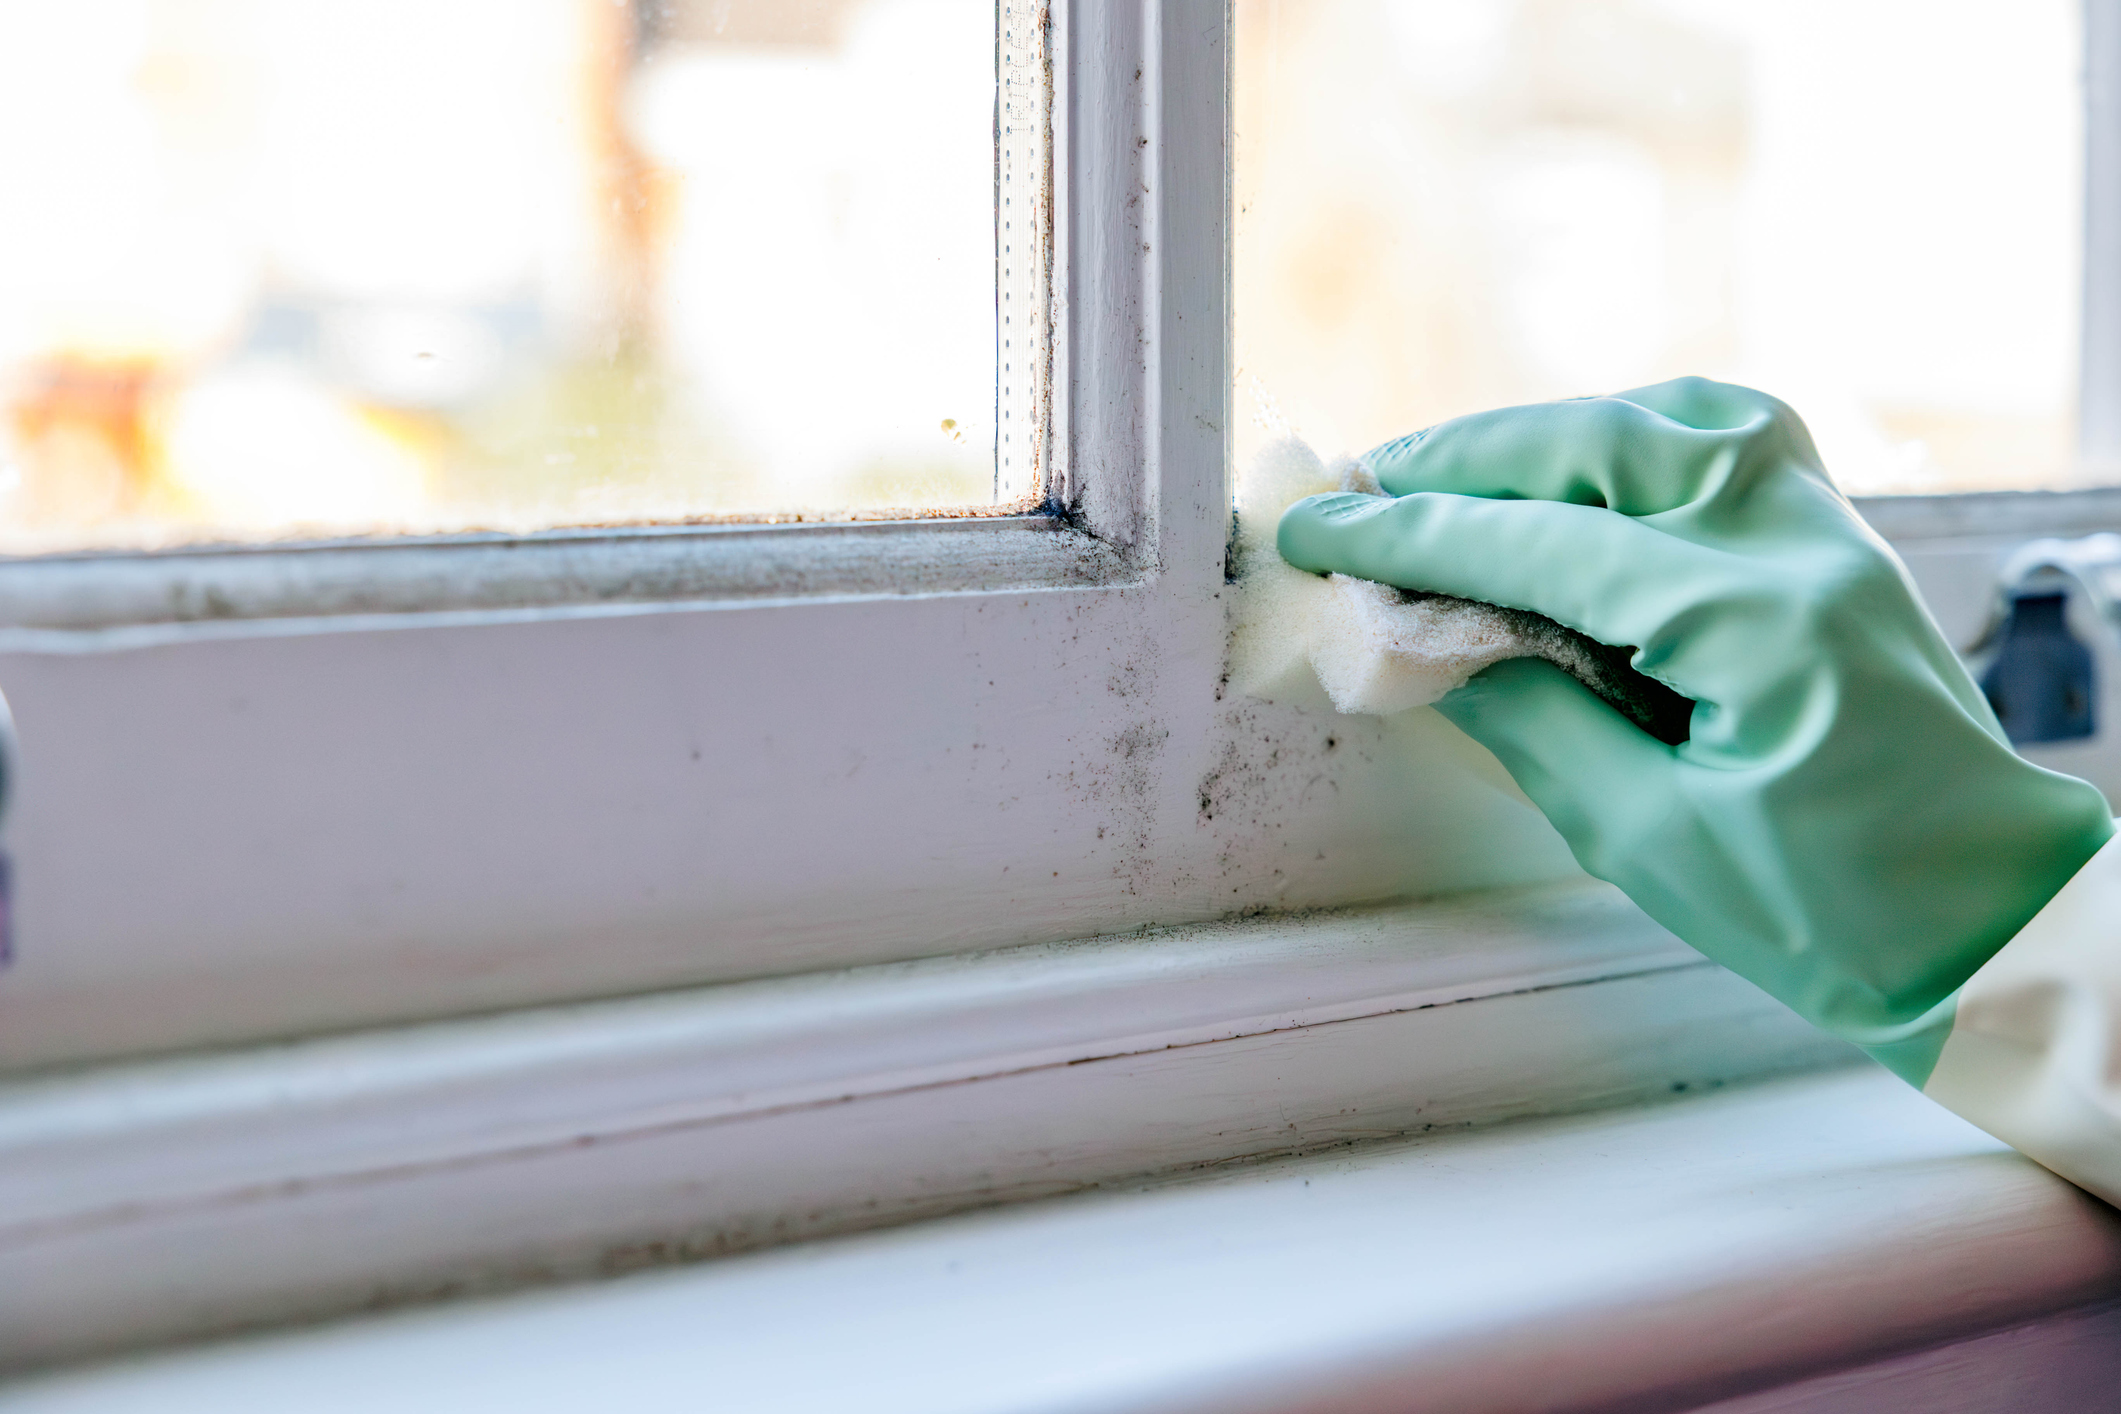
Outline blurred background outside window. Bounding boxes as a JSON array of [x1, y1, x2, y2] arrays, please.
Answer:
[[0, 0, 1040, 554], [1237, 0, 2086, 497]]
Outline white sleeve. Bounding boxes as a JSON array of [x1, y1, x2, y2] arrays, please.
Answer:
[[1925, 827, 2121, 1208]]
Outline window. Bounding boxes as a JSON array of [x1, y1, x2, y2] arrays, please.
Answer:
[[0, 0, 1047, 551], [1236, 0, 2086, 496]]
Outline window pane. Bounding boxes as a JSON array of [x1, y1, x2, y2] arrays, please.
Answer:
[[0, 0, 1043, 553], [1236, 0, 2083, 496]]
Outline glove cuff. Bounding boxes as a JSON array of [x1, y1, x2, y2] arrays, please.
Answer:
[[1923, 826, 2121, 1207]]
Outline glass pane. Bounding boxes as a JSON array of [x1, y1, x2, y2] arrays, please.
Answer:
[[1236, 0, 2083, 496], [0, 0, 1045, 553]]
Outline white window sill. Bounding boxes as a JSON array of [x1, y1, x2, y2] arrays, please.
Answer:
[[8, 1068, 2119, 1413], [1, 879, 1848, 1371]]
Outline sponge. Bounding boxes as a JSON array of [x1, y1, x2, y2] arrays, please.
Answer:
[[1228, 438, 1692, 744]]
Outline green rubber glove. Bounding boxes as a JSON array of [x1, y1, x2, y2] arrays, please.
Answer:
[[1277, 377, 2115, 1084]]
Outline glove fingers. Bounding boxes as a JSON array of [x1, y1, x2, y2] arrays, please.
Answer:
[[1277, 489, 1743, 682], [1362, 380, 1792, 515], [1434, 658, 1682, 878]]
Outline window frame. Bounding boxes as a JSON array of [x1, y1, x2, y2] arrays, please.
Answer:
[[0, 0, 1183, 646], [0, 0, 1113, 639], [6, 0, 2119, 1079]]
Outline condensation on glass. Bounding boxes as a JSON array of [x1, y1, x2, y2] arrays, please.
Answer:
[[0, 0, 1049, 554], [1236, 0, 2085, 497]]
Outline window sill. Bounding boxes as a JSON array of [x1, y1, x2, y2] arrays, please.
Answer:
[[0, 879, 1847, 1371], [10, 1069, 2120, 1413]]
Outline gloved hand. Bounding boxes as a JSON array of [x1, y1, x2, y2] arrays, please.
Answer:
[[1277, 377, 2115, 1084]]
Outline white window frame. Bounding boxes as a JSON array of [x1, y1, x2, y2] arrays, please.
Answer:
[[0, 0, 2115, 1068]]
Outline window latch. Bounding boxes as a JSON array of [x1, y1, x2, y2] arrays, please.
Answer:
[[1972, 534, 2121, 745]]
